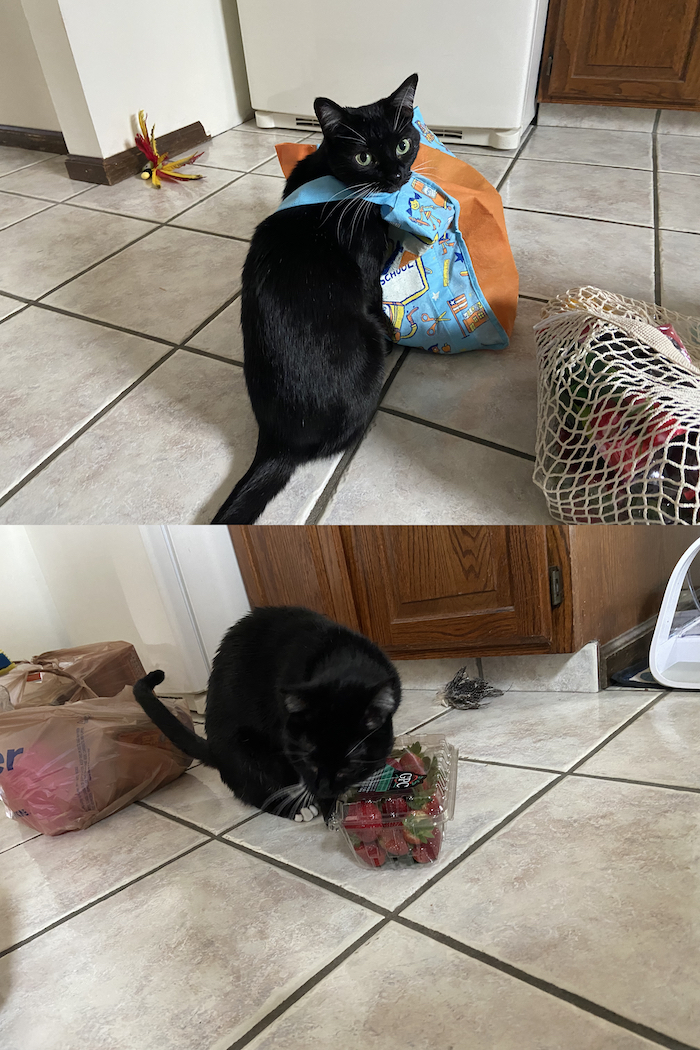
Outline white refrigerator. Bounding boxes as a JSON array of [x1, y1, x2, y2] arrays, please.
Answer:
[[236, 0, 549, 149]]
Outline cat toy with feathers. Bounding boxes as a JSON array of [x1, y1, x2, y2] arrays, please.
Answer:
[[134, 110, 204, 188]]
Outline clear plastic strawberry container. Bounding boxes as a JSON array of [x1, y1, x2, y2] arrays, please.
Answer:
[[329, 734, 458, 869]]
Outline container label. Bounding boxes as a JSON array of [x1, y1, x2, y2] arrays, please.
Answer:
[[355, 764, 426, 794]]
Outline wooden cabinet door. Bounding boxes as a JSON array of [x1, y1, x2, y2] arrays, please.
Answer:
[[340, 526, 554, 658], [540, 0, 700, 108], [227, 526, 360, 630]]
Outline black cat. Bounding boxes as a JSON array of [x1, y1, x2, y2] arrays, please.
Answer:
[[133, 606, 402, 822], [211, 74, 420, 524]]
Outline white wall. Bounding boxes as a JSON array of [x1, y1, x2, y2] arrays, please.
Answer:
[[21, 0, 251, 157], [0, 0, 61, 130], [0, 526, 250, 694]]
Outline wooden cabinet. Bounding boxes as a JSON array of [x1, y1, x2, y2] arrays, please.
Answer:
[[340, 527, 552, 656], [229, 525, 700, 660], [539, 0, 700, 109]]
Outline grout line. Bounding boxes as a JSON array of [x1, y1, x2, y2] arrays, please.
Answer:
[[34, 222, 160, 303], [476, 656, 485, 677], [459, 755, 562, 775], [401, 709, 454, 733], [134, 800, 218, 838], [0, 839, 209, 961], [160, 171, 247, 226], [0, 834, 41, 857], [565, 690, 668, 773], [181, 345, 244, 368], [392, 773, 567, 915], [394, 917, 699, 1050], [182, 289, 242, 345], [495, 123, 537, 193], [216, 835, 390, 916], [391, 691, 671, 916], [0, 197, 57, 231], [0, 347, 177, 510], [60, 199, 161, 225], [569, 770, 700, 795], [652, 109, 662, 306], [218, 810, 264, 835], [0, 284, 245, 507], [304, 348, 410, 524], [503, 204, 654, 231], [518, 293, 549, 304], [0, 301, 31, 326], [161, 221, 251, 244], [28, 299, 177, 346], [378, 405, 536, 461], [224, 919, 391, 1050], [505, 155, 658, 174]]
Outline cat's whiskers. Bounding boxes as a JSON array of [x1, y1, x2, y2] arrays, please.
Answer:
[[319, 184, 369, 227], [336, 122, 367, 145], [262, 781, 306, 810], [347, 721, 384, 757], [348, 186, 377, 243], [334, 190, 373, 241], [411, 163, 438, 177]]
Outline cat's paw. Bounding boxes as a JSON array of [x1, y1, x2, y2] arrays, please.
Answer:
[[293, 804, 319, 823]]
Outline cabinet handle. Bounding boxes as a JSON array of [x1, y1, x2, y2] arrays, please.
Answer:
[[549, 565, 563, 608]]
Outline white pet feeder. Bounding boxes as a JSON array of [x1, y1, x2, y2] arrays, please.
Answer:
[[650, 537, 700, 688]]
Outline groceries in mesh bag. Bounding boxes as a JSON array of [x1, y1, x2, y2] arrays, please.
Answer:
[[0, 685, 193, 835], [534, 287, 700, 523]]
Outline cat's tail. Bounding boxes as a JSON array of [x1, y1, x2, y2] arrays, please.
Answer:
[[211, 440, 300, 524], [133, 671, 213, 764]]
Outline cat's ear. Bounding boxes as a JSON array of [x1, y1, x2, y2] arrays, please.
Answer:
[[314, 97, 345, 136], [387, 74, 419, 117], [365, 684, 398, 730]]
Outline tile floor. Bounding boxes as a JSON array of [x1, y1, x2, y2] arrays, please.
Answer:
[[2, 682, 698, 1049], [1, 110, 699, 524]]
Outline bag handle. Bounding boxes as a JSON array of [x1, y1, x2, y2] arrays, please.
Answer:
[[15, 660, 99, 702], [534, 309, 700, 377]]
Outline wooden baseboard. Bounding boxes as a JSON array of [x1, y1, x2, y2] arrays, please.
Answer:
[[0, 125, 67, 154], [64, 121, 210, 186]]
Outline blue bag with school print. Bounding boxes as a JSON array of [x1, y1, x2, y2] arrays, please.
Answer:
[[275, 107, 514, 353]]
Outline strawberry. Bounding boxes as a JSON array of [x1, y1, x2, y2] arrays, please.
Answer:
[[412, 828, 442, 864], [399, 750, 426, 775], [343, 800, 382, 842], [354, 841, 387, 867], [378, 827, 410, 856], [382, 796, 410, 822], [402, 809, 435, 845]]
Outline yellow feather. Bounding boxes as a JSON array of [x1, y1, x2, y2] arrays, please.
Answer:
[[164, 154, 202, 171]]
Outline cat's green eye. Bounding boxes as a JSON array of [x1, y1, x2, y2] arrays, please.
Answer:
[[355, 151, 373, 166], [396, 138, 411, 156]]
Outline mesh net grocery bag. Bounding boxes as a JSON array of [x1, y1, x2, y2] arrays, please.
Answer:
[[533, 286, 700, 523]]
